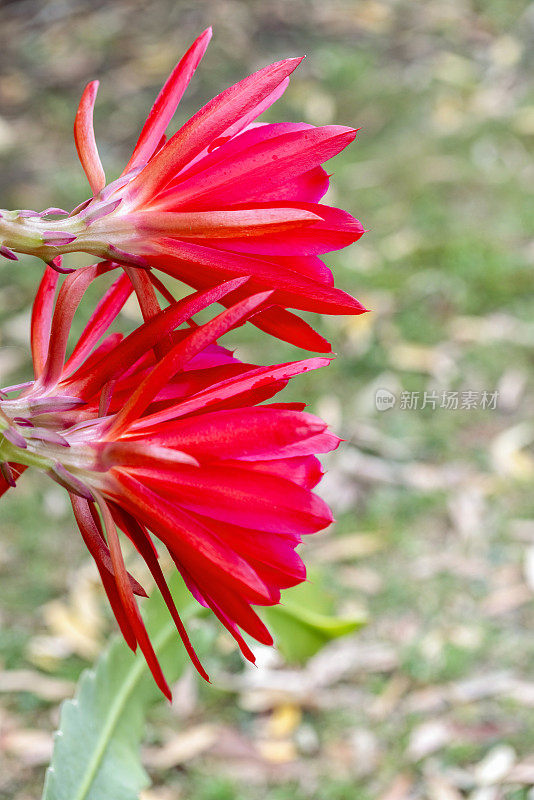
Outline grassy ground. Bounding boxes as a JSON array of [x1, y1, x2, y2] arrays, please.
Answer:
[[0, 1, 534, 798]]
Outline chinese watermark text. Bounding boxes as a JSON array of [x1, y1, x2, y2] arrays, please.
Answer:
[[375, 389, 499, 412]]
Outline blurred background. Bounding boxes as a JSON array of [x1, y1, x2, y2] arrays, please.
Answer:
[[0, 1, 534, 798]]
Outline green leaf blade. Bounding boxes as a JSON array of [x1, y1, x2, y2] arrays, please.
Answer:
[[262, 576, 366, 664], [42, 577, 200, 800]]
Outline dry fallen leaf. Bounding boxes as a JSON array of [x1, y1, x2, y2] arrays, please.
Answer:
[[379, 774, 414, 800], [407, 719, 455, 761], [473, 744, 516, 786], [507, 758, 534, 785], [523, 546, 534, 592], [0, 669, 73, 701], [310, 532, 384, 562], [266, 704, 302, 739], [256, 739, 297, 764], [370, 674, 411, 720], [425, 773, 464, 800], [1, 729, 53, 765], [140, 788, 181, 800], [482, 584, 532, 616], [490, 423, 534, 479], [143, 724, 219, 769]]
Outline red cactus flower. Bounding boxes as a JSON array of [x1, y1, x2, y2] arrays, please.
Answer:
[[0, 262, 339, 697], [0, 28, 365, 352]]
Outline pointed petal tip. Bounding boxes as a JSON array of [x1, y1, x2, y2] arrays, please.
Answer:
[[291, 55, 305, 69], [162, 681, 173, 701], [85, 79, 99, 95], [81, 80, 100, 107], [270, 55, 305, 75], [0, 246, 19, 261], [47, 256, 75, 275], [196, 662, 211, 683], [223, 275, 250, 290], [336, 126, 359, 143], [75, 80, 106, 195], [249, 289, 275, 307]]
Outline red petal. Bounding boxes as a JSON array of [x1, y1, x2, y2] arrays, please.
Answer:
[[108, 471, 273, 604], [200, 203, 364, 256], [153, 126, 356, 210], [70, 495, 137, 650], [129, 206, 320, 239], [135, 407, 327, 460], [107, 291, 272, 438], [129, 57, 303, 204], [111, 504, 209, 681], [128, 462, 333, 534], [97, 496, 172, 700], [64, 272, 132, 375], [251, 306, 331, 352], [123, 28, 212, 174], [132, 357, 331, 430], [30, 266, 58, 378], [237, 454, 325, 489], [39, 261, 117, 389], [74, 81, 106, 195], [71, 278, 248, 399], [177, 568, 257, 662], [149, 241, 366, 315], [0, 463, 26, 499]]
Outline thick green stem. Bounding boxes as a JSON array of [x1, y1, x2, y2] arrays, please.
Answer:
[[0, 208, 106, 263]]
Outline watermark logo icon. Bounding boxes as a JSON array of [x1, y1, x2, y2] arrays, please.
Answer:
[[375, 388, 396, 411]]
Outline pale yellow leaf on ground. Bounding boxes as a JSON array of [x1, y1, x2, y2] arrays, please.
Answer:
[[473, 744, 516, 786], [0, 669, 73, 701], [143, 724, 219, 768], [1, 729, 53, 765]]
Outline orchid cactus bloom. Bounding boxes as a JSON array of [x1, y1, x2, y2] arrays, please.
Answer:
[[0, 27, 365, 351], [0, 262, 339, 697]]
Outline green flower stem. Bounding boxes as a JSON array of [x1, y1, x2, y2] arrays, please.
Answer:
[[0, 209, 92, 263], [0, 433, 51, 469]]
